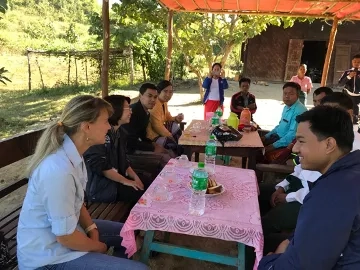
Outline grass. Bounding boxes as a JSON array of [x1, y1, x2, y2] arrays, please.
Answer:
[[0, 84, 102, 139]]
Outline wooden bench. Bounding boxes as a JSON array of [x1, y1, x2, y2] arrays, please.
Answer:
[[0, 129, 133, 269]]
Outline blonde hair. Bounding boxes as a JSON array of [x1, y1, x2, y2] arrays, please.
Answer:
[[25, 95, 113, 177]]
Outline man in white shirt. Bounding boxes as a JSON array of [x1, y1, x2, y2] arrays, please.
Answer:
[[259, 92, 360, 255]]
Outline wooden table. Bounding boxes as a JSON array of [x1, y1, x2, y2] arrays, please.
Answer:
[[179, 120, 264, 170], [120, 161, 263, 270]]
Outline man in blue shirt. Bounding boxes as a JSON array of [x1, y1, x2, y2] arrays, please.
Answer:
[[259, 105, 360, 270], [261, 82, 307, 159]]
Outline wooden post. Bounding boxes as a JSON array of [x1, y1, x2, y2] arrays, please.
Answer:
[[164, 10, 173, 81], [85, 58, 89, 85], [129, 47, 134, 85], [321, 16, 339, 86], [26, 50, 31, 91], [35, 57, 45, 89], [68, 53, 71, 85], [101, 0, 110, 97], [75, 57, 78, 86]]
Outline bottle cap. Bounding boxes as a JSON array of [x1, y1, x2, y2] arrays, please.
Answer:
[[210, 135, 215, 139], [198, 162, 205, 168]]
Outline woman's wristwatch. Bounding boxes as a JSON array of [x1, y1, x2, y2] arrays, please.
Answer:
[[85, 223, 98, 234]]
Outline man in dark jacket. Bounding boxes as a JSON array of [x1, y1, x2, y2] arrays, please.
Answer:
[[339, 54, 360, 123], [122, 83, 172, 173], [259, 105, 360, 270]]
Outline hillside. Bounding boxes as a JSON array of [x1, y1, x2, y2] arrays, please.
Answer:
[[0, 0, 101, 53]]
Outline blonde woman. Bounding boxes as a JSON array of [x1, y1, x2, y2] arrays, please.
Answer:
[[17, 95, 148, 270]]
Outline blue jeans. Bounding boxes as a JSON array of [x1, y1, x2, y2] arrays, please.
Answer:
[[37, 220, 148, 270]]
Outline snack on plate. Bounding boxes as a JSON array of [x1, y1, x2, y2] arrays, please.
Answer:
[[206, 175, 222, 194]]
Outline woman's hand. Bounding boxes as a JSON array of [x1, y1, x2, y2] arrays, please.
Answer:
[[88, 228, 99, 242], [220, 69, 225, 78], [95, 241, 108, 254], [134, 176, 144, 190], [123, 179, 144, 191]]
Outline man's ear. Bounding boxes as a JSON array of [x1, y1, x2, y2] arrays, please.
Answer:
[[325, 137, 337, 155]]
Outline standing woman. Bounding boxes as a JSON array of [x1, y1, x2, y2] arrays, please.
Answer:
[[290, 64, 313, 105], [202, 62, 229, 119], [17, 95, 148, 270], [85, 95, 152, 205]]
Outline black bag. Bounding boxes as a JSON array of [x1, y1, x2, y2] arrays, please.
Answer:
[[211, 125, 242, 146], [0, 231, 16, 269]]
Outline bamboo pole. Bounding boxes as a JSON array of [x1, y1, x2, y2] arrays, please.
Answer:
[[165, 10, 174, 81], [67, 54, 71, 85], [75, 57, 78, 86], [35, 57, 45, 89], [26, 50, 31, 91], [321, 16, 339, 86], [85, 58, 89, 85], [129, 48, 134, 85], [101, 0, 110, 97]]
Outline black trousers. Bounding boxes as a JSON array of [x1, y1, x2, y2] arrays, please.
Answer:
[[259, 182, 301, 253], [116, 172, 153, 205], [343, 90, 360, 123]]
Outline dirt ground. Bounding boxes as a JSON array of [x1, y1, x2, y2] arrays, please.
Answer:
[[0, 80, 319, 269]]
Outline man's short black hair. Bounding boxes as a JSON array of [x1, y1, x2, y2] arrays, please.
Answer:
[[283, 82, 301, 96], [320, 92, 354, 110], [352, 54, 360, 59], [239, 77, 251, 86], [313, 87, 333, 97], [139, 83, 158, 95], [296, 106, 353, 154], [104, 95, 131, 126]]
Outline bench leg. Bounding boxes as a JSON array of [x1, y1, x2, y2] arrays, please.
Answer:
[[195, 152, 200, 162], [237, 243, 245, 270], [241, 157, 247, 168], [140, 230, 155, 264], [164, 232, 171, 243]]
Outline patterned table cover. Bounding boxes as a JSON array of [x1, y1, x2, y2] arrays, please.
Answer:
[[120, 160, 264, 268], [179, 119, 264, 148]]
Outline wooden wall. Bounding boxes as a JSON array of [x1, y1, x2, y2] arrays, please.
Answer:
[[242, 20, 360, 83]]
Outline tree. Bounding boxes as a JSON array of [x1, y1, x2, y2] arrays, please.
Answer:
[[173, 13, 296, 98], [0, 0, 8, 18], [88, 0, 169, 81], [0, 67, 12, 85], [90, 0, 300, 97]]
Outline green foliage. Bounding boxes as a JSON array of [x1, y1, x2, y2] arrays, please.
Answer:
[[0, 0, 100, 52], [0, 67, 12, 85], [0, 0, 8, 15]]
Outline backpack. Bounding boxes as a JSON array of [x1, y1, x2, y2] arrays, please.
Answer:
[[211, 125, 242, 146]]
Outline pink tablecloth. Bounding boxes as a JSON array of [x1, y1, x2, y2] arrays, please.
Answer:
[[120, 161, 264, 268]]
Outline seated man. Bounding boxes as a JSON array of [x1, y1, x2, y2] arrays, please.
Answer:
[[230, 77, 257, 120], [312, 86, 333, 106], [287, 86, 334, 165], [122, 83, 172, 175], [259, 105, 360, 269], [261, 82, 307, 163], [259, 92, 359, 255], [147, 80, 184, 156]]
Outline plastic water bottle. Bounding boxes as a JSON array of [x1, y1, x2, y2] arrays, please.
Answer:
[[205, 135, 217, 175], [215, 107, 223, 119], [189, 162, 208, 216], [211, 112, 220, 128]]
